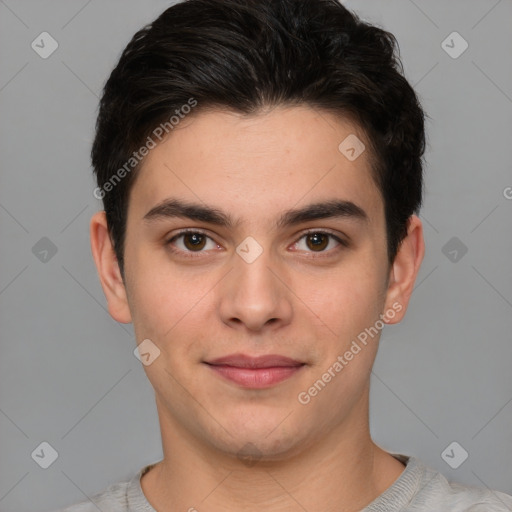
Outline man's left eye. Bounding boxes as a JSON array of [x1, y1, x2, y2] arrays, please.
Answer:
[[292, 232, 346, 253]]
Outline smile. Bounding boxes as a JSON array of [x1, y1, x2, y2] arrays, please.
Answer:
[[204, 353, 306, 389]]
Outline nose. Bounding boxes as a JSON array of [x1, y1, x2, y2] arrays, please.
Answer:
[[218, 246, 293, 333]]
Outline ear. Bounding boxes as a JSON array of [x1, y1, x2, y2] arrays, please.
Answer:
[[90, 211, 132, 324], [383, 215, 425, 324]]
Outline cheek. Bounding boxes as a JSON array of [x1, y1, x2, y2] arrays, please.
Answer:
[[125, 246, 214, 342], [296, 261, 385, 335], [295, 266, 385, 412]]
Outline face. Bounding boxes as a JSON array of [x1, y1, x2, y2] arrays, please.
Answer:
[[92, 105, 422, 464]]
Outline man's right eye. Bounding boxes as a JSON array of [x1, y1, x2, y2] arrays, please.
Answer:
[[166, 230, 220, 257]]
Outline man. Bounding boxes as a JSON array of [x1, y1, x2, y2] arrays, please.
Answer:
[[58, 0, 512, 510]]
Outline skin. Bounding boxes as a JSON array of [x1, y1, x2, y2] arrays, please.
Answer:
[[90, 105, 424, 512]]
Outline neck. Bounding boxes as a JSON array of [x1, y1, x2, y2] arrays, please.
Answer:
[[141, 392, 405, 512]]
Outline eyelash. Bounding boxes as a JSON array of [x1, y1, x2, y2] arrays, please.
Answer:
[[165, 228, 348, 259]]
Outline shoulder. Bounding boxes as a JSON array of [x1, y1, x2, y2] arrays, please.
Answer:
[[53, 480, 130, 512], [408, 457, 512, 512], [52, 461, 158, 512]]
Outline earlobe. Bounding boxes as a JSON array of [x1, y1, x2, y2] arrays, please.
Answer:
[[90, 211, 132, 324], [383, 215, 425, 324]]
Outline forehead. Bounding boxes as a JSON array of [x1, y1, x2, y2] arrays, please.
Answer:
[[128, 105, 383, 227]]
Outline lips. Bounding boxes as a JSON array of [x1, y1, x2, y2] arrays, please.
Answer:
[[204, 353, 305, 389], [205, 353, 304, 369]]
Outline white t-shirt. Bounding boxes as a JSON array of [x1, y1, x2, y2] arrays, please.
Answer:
[[55, 454, 512, 511]]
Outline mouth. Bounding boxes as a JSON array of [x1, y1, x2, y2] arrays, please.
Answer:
[[204, 353, 306, 389]]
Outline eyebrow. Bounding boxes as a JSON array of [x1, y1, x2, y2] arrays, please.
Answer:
[[143, 198, 368, 229]]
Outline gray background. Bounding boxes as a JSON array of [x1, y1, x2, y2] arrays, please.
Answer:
[[0, 1, 511, 511]]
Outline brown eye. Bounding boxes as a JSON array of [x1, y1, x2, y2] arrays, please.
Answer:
[[305, 232, 329, 251], [166, 230, 217, 256], [183, 233, 207, 251], [292, 231, 345, 256]]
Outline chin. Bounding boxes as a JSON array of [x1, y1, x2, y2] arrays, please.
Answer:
[[209, 421, 309, 464]]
